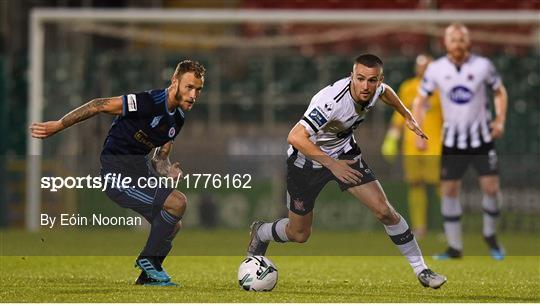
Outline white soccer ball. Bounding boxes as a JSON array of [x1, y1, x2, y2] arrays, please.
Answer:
[[237, 255, 278, 291]]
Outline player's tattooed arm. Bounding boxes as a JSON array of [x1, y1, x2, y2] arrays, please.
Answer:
[[152, 141, 172, 176], [155, 140, 173, 159], [30, 96, 123, 139], [410, 93, 430, 150], [151, 141, 183, 179], [60, 97, 122, 128]]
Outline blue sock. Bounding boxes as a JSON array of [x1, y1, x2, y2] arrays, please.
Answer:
[[140, 209, 181, 260]]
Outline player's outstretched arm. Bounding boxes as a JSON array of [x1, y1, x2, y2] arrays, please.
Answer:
[[380, 84, 428, 141], [30, 96, 123, 139], [490, 84, 508, 139], [410, 93, 431, 150], [287, 123, 362, 184], [151, 141, 183, 179]]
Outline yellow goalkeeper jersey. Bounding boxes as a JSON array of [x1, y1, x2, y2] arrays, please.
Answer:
[[391, 77, 443, 156]]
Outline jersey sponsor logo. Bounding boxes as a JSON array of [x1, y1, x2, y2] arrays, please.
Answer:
[[127, 94, 137, 112], [134, 130, 155, 149], [308, 108, 328, 128], [168, 127, 176, 138], [449, 86, 473, 104], [150, 115, 163, 128]]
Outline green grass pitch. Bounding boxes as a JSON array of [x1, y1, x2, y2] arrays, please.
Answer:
[[1, 229, 539, 302]]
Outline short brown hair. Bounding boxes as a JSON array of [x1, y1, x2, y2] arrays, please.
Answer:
[[354, 53, 384, 69], [173, 60, 206, 80]]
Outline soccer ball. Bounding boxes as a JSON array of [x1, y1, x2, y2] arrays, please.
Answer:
[[237, 256, 278, 291]]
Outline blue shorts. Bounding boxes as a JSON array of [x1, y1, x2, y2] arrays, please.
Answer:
[[100, 168, 174, 222]]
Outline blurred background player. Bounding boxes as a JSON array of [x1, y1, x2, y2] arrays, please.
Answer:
[[30, 60, 206, 285], [381, 54, 443, 239], [412, 24, 508, 260], [247, 54, 447, 289]]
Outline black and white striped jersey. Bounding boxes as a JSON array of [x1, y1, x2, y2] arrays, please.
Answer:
[[288, 77, 385, 169], [420, 54, 502, 149]]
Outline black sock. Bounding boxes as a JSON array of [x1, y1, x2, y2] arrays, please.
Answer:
[[446, 246, 463, 257], [158, 241, 173, 265], [140, 209, 181, 260], [484, 235, 500, 250]]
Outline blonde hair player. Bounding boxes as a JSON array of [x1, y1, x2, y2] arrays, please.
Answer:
[[31, 60, 206, 285]]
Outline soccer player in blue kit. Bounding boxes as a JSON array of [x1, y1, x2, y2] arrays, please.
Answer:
[[30, 60, 205, 286]]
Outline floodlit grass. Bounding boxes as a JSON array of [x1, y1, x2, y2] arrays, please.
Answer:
[[1, 230, 539, 302]]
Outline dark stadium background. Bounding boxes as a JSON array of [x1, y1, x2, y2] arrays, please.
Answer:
[[1, 0, 539, 235]]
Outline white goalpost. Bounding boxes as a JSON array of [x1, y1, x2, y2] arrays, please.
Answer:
[[27, 8, 540, 231]]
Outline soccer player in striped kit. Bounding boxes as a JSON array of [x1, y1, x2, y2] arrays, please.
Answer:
[[413, 24, 508, 260], [30, 60, 206, 285], [247, 54, 447, 289]]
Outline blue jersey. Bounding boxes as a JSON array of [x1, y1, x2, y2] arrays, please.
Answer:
[[100, 88, 185, 174]]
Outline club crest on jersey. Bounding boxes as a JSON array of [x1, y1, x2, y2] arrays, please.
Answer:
[[150, 115, 163, 128], [449, 86, 473, 104], [293, 198, 305, 212], [308, 108, 328, 127], [168, 127, 176, 138]]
